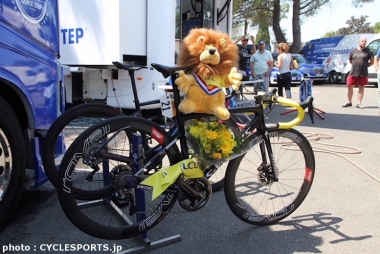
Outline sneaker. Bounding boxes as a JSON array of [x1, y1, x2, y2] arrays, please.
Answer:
[[356, 104, 364, 109], [342, 102, 352, 107]]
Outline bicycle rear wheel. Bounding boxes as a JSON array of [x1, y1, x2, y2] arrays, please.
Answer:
[[57, 116, 181, 239], [42, 103, 122, 188], [224, 128, 315, 225]]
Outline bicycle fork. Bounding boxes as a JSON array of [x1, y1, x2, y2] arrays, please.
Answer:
[[257, 130, 279, 183]]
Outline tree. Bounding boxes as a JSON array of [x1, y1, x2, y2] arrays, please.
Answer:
[[233, 0, 375, 53], [322, 15, 375, 37], [234, 0, 330, 53], [352, 0, 375, 7], [233, 0, 274, 44], [345, 15, 374, 33], [286, 0, 330, 53], [374, 22, 380, 34]]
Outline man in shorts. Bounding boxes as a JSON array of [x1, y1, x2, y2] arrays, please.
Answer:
[[250, 40, 273, 93], [342, 37, 374, 109]]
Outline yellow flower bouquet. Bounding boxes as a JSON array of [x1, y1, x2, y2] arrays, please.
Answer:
[[186, 119, 242, 165]]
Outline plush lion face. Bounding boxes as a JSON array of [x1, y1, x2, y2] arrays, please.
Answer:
[[177, 28, 239, 79]]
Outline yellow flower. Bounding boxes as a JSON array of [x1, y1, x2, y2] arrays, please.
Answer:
[[186, 119, 240, 161], [221, 140, 236, 156], [206, 130, 218, 140]]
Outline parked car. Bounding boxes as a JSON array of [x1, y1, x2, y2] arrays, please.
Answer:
[[291, 54, 328, 84], [268, 53, 328, 86], [269, 68, 303, 86]]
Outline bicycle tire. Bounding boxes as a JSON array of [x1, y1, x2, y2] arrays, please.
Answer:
[[42, 103, 123, 188], [224, 128, 315, 225], [57, 116, 182, 240]]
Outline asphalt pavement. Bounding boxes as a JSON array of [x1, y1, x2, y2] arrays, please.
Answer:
[[0, 83, 379, 254]]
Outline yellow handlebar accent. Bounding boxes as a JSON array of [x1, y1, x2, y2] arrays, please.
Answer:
[[275, 97, 305, 129]]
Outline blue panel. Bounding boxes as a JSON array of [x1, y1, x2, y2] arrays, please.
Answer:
[[0, 0, 59, 55]]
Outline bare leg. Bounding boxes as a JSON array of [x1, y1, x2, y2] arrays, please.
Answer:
[[347, 85, 354, 103], [357, 85, 364, 104]]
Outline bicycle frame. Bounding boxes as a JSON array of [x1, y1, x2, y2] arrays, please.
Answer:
[[93, 65, 278, 189], [90, 62, 314, 190]]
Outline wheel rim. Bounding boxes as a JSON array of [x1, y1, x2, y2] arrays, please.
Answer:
[[0, 129, 12, 201], [225, 129, 315, 225], [330, 73, 338, 83]]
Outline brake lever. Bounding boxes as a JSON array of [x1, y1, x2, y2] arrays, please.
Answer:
[[299, 96, 314, 124]]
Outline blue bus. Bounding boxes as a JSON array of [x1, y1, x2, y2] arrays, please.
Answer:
[[0, 0, 61, 229]]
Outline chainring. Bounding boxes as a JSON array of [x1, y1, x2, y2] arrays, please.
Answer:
[[178, 177, 212, 211]]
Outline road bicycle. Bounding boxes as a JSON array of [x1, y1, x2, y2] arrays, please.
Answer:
[[42, 62, 232, 191], [56, 63, 316, 240]]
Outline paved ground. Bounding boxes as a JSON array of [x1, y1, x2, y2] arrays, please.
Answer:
[[0, 84, 379, 254]]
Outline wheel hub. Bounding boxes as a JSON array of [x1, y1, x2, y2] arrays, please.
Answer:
[[0, 130, 11, 201], [83, 143, 106, 165], [257, 163, 278, 186]]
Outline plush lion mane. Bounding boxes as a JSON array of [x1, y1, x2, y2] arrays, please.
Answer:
[[177, 28, 239, 78]]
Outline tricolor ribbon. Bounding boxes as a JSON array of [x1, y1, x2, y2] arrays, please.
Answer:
[[192, 74, 222, 95]]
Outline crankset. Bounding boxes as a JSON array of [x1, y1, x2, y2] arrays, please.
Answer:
[[177, 177, 212, 211]]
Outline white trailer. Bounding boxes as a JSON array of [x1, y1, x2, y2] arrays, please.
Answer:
[[58, 0, 234, 110]]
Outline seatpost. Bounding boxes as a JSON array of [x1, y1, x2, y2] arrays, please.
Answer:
[[170, 73, 189, 158], [128, 69, 142, 116], [170, 73, 181, 111]]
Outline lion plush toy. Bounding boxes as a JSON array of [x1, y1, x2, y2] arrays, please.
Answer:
[[176, 28, 242, 120]]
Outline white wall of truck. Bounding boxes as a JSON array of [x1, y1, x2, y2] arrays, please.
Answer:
[[58, 0, 234, 109]]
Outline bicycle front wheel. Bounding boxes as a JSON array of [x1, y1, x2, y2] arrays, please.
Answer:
[[42, 103, 123, 188], [224, 128, 315, 225], [57, 116, 181, 239]]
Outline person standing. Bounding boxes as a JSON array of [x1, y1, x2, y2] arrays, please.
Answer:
[[250, 40, 273, 93], [235, 35, 256, 78], [229, 35, 255, 106], [274, 42, 292, 98], [342, 37, 374, 109], [375, 47, 380, 115]]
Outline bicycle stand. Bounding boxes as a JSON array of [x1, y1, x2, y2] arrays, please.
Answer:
[[280, 79, 325, 120], [115, 133, 181, 254], [280, 106, 325, 119], [239, 79, 264, 97]]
